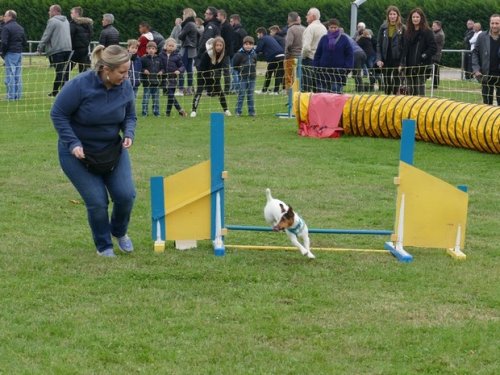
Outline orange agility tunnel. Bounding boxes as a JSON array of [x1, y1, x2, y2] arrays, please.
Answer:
[[295, 93, 500, 154]]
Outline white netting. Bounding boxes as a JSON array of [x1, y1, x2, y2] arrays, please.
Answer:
[[1, 57, 497, 119]]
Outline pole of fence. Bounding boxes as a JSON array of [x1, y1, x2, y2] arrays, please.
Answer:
[[430, 64, 435, 97]]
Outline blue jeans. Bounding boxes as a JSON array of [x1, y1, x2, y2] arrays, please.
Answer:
[[4, 53, 22, 100], [179, 50, 193, 90], [58, 143, 136, 252], [236, 78, 256, 115], [316, 68, 346, 94], [230, 62, 240, 93], [142, 87, 160, 116]]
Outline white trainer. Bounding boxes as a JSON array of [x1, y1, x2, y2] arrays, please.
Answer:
[[190, 111, 197, 118]]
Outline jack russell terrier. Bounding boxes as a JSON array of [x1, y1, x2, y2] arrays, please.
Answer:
[[264, 188, 315, 259]]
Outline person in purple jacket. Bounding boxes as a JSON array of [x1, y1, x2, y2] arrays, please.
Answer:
[[313, 19, 354, 93], [50, 45, 137, 258]]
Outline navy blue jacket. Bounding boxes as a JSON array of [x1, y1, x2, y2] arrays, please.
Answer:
[[159, 50, 185, 88], [128, 54, 142, 88], [314, 33, 354, 69], [141, 54, 162, 87], [51, 70, 135, 153], [1, 19, 27, 56], [232, 48, 257, 80], [255, 35, 284, 62]]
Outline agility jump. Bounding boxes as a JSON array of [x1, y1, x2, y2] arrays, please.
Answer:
[[150, 114, 469, 262]]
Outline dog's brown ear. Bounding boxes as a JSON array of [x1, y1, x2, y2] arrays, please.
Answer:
[[279, 203, 287, 213], [284, 206, 294, 218]]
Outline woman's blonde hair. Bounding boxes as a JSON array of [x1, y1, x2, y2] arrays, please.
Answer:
[[183, 8, 196, 19], [164, 37, 177, 49], [91, 44, 130, 72], [127, 39, 139, 48], [210, 37, 225, 65]]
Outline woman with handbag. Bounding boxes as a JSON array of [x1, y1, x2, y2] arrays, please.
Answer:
[[400, 8, 437, 96], [51, 44, 137, 258], [375, 5, 405, 95]]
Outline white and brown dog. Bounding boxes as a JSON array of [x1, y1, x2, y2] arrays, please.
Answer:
[[264, 188, 315, 259]]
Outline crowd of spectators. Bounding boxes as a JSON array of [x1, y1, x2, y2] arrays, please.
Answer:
[[1, 4, 499, 106]]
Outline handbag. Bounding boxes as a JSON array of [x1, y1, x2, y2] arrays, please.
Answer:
[[398, 73, 408, 95], [82, 137, 123, 175]]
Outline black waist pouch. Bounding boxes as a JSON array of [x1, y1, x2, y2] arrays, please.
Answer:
[[82, 137, 123, 175]]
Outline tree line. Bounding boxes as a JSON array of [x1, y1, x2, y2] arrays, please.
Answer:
[[1, 0, 496, 67]]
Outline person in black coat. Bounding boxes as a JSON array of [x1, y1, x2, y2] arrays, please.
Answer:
[[400, 8, 437, 96], [99, 13, 120, 47], [217, 9, 235, 94], [376, 5, 405, 95], [463, 19, 475, 80], [178, 8, 199, 95], [197, 7, 220, 60], [191, 37, 231, 117], [69, 7, 93, 72], [229, 14, 247, 93]]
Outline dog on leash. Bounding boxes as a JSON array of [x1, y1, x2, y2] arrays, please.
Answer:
[[263, 188, 315, 259]]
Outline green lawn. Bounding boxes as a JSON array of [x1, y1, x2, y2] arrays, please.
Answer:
[[0, 66, 499, 374]]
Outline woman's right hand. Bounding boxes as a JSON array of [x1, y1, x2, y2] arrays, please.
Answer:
[[72, 146, 85, 159], [376, 60, 384, 68]]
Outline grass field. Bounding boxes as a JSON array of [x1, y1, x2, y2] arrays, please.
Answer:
[[0, 66, 499, 374]]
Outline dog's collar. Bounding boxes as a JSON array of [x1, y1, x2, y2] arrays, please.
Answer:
[[286, 217, 304, 235]]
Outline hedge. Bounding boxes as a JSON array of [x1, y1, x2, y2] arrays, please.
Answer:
[[1, 0, 496, 67]]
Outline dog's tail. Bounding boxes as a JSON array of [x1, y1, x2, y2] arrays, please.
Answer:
[[265, 188, 273, 202]]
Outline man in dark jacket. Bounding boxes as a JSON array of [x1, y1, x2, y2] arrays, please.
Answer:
[[463, 19, 475, 79], [0, 15, 4, 38], [99, 13, 120, 47], [217, 9, 234, 93], [70, 6, 93, 73], [255, 27, 285, 94], [1, 9, 27, 100], [197, 7, 220, 60], [230, 14, 247, 93], [230, 14, 247, 54], [431, 20, 445, 89], [472, 14, 500, 105]]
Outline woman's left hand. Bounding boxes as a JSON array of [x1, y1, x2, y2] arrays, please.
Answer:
[[122, 137, 133, 149]]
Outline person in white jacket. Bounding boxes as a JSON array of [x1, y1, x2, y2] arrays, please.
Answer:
[[301, 8, 326, 92], [469, 23, 482, 51]]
